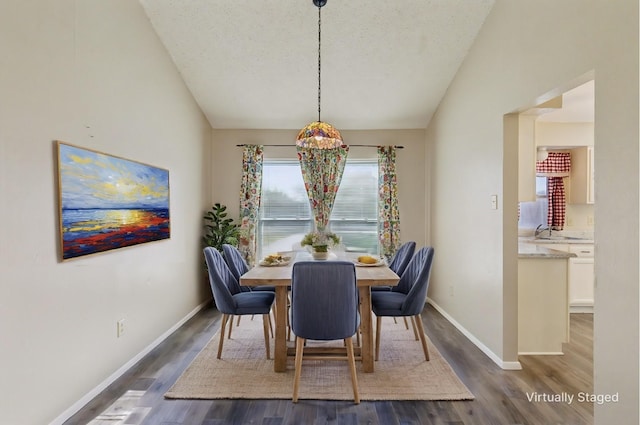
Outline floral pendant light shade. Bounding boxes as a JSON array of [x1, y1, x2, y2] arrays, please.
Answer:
[[296, 121, 343, 149], [296, 0, 343, 149]]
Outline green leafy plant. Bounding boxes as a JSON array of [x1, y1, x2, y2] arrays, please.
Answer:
[[300, 230, 341, 252], [203, 203, 240, 251]]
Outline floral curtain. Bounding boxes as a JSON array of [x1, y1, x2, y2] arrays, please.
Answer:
[[238, 145, 263, 266], [378, 146, 401, 260], [296, 146, 349, 231], [536, 151, 571, 230]]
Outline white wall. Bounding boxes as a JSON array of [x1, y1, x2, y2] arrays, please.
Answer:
[[0, 1, 211, 424], [536, 122, 594, 147], [211, 129, 428, 247], [426, 0, 638, 423]]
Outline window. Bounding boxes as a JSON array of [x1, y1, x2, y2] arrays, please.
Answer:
[[519, 176, 549, 229], [258, 160, 378, 257]]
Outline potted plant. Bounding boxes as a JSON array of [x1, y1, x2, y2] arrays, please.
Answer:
[[203, 203, 240, 252], [300, 230, 341, 260]]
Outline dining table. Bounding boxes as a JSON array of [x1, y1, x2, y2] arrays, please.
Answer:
[[240, 252, 400, 373]]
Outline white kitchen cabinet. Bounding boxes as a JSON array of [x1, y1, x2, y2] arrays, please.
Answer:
[[567, 244, 594, 312], [569, 146, 594, 204]]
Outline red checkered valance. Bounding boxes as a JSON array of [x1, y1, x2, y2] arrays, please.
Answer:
[[536, 152, 571, 177]]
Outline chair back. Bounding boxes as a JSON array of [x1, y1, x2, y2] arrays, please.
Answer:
[[397, 247, 435, 315], [290, 261, 359, 341], [203, 247, 241, 314], [388, 241, 416, 277], [222, 244, 251, 292]]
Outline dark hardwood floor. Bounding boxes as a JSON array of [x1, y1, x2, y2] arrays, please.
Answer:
[[64, 305, 593, 425]]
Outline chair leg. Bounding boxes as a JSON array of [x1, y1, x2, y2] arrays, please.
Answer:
[[269, 305, 276, 338], [287, 296, 292, 341], [217, 314, 229, 359], [236, 315, 242, 326], [292, 337, 305, 403], [410, 316, 420, 340], [345, 337, 360, 404], [287, 305, 292, 341], [413, 314, 430, 361], [262, 314, 271, 359], [227, 315, 234, 339], [403, 317, 410, 330], [375, 315, 382, 361]]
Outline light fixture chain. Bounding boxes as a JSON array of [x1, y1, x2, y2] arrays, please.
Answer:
[[317, 4, 321, 122]]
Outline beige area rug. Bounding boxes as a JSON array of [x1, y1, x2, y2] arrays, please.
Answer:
[[165, 316, 474, 401]]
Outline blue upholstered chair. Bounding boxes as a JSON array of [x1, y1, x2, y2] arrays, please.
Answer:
[[221, 243, 276, 337], [222, 244, 275, 292], [203, 247, 275, 359], [290, 261, 360, 404], [371, 246, 435, 361], [371, 241, 417, 292], [388, 241, 417, 277]]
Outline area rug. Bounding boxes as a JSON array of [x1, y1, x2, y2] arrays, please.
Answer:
[[165, 316, 474, 401]]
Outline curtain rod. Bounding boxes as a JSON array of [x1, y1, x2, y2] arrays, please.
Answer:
[[236, 144, 404, 149]]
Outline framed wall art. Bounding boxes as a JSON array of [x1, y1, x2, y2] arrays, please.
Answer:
[[56, 141, 170, 260]]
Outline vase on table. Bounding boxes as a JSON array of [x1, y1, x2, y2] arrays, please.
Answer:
[[311, 245, 329, 260]]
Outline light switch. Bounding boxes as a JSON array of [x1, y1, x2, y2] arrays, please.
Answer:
[[490, 195, 498, 210]]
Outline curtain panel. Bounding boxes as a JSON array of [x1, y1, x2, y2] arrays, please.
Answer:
[[547, 178, 566, 229], [296, 146, 349, 232], [238, 145, 263, 266], [536, 152, 571, 230], [377, 146, 401, 260]]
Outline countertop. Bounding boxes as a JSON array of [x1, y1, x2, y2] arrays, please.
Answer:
[[518, 242, 577, 259], [518, 235, 593, 259]]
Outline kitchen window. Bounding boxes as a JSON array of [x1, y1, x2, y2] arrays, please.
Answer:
[[258, 159, 378, 257], [519, 176, 549, 230]]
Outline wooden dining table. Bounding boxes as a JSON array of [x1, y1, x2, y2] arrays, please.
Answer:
[[240, 252, 400, 373]]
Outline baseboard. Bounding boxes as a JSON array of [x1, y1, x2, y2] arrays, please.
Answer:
[[518, 351, 564, 356], [49, 300, 211, 425], [426, 298, 522, 370], [569, 304, 593, 313]]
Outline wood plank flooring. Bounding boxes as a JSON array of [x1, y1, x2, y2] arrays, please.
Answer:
[[63, 305, 593, 425]]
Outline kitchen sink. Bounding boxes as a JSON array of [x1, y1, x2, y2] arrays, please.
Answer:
[[535, 235, 591, 241]]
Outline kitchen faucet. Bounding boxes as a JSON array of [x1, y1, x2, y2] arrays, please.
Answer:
[[535, 224, 552, 238]]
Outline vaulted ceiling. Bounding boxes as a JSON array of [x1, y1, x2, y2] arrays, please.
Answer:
[[139, 0, 495, 130]]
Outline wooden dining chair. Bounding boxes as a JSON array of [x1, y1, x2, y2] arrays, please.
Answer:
[[290, 261, 360, 404]]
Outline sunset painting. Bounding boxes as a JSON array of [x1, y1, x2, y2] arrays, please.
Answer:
[[57, 141, 170, 260]]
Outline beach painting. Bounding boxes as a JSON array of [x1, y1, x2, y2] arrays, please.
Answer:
[[56, 141, 170, 260]]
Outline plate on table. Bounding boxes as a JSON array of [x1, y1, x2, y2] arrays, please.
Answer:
[[354, 257, 386, 267], [259, 254, 292, 267]]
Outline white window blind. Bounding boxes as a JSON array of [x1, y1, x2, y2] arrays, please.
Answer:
[[258, 160, 378, 257]]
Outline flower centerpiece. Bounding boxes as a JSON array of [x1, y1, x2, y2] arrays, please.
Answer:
[[300, 230, 340, 260]]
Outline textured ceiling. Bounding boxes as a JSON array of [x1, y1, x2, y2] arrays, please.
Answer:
[[139, 0, 495, 130]]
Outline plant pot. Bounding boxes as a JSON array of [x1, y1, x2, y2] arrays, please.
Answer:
[[312, 251, 330, 260]]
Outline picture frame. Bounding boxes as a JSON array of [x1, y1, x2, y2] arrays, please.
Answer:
[[56, 141, 170, 260]]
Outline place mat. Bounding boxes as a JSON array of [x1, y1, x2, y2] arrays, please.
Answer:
[[165, 315, 474, 401]]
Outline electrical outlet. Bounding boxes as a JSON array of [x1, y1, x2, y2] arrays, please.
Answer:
[[449, 285, 454, 297], [490, 195, 498, 210], [587, 215, 594, 226], [117, 319, 125, 338]]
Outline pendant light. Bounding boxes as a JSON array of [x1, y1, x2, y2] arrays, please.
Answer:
[[295, 0, 343, 149]]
